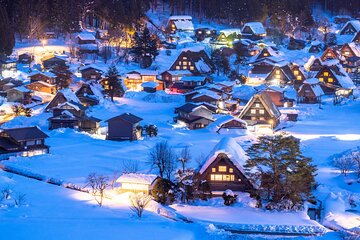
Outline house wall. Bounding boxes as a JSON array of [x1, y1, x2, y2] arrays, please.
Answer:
[[30, 74, 55, 84], [298, 84, 320, 103], [27, 82, 56, 94], [199, 153, 254, 193], [82, 69, 102, 80], [107, 119, 136, 141]]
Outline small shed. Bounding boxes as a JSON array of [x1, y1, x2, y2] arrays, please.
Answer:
[[116, 173, 159, 194], [141, 81, 159, 93]]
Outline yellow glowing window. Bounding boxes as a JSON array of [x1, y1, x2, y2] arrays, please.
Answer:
[[179, 61, 182, 65], [259, 109, 265, 114], [319, 77, 324, 82], [183, 57, 187, 60], [210, 174, 223, 181], [212, 167, 216, 172], [263, 53, 269, 56], [276, 70, 280, 74], [255, 103, 260, 108], [297, 76, 302, 80], [324, 72, 329, 76], [344, 51, 350, 56], [328, 78, 334, 83], [183, 66, 188, 69], [218, 166, 227, 172], [229, 168, 233, 173], [294, 70, 299, 75], [251, 109, 256, 114], [190, 66, 194, 71], [275, 74, 281, 79], [327, 52, 332, 56], [183, 61, 188, 65], [176, 66, 180, 70]]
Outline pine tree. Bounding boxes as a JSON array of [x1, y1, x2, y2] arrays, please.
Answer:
[[132, 27, 159, 68], [245, 134, 317, 210], [105, 65, 125, 101], [0, 4, 15, 58]]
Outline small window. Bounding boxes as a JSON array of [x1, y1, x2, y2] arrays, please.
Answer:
[[324, 72, 329, 77], [212, 167, 216, 172], [183, 61, 188, 65], [327, 52, 332, 57], [259, 109, 265, 114], [183, 66, 188, 70], [275, 74, 281, 79], [276, 70, 280, 74], [294, 70, 299, 75], [178, 61, 182, 65], [319, 77, 324, 82], [255, 103, 260, 108], [229, 168, 233, 173], [250, 109, 256, 114], [297, 76, 302, 80], [218, 166, 227, 172], [183, 57, 187, 60], [263, 52, 269, 57], [328, 78, 334, 83], [190, 66, 194, 71], [176, 66, 180, 70]]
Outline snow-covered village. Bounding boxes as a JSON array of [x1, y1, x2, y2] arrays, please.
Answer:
[[0, 0, 359, 239]]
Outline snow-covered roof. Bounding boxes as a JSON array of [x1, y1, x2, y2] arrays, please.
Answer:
[[169, 15, 194, 31], [340, 20, 360, 34], [195, 59, 211, 73], [181, 76, 206, 82], [127, 69, 158, 76], [60, 88, 81, 103], [345, 42, 360, 57], [29, 71, 56, 78], [78, 44, 98, 50], [116, 173, 158, 185], [304, 78, 320, 85], [199, 137, 248, 175], [162, 70, 192, 76], [311, 40, 322, 46], [79, 64, 104, 72], [11, 86, 32, 93], [193, 89, 221, 100], [332, 65, 356, 89], [57, 101, 81, 111], [242, 22, 266, 35], [216, 81, 234, 87], [141, 81, 159, 88], [232, 85, 256, 101], [29, 81, 56, 87], [181, 46, 206, 53], [76, 33, 96, 41], [219, 29, 242, 37], [208, 115, 247, 131]]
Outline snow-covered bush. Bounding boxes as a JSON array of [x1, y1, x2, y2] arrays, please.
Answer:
[[222, 189, 237, 206]]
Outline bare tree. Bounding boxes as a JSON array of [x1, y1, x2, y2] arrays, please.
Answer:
[[28, 16, 44, 41], [121, 159, 139, 174], [110, 171, 119, 190], [86, 173, 109, 207], [178, 146, 191, 172], [1, 186, 12, 200], [129, 193, 152, 218], [351, 151, 360, 178], [333, 155, 356, 176], [148, 141, 176, 179], [13, 192, 26, 206]]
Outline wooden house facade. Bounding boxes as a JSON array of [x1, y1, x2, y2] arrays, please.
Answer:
[[75, 83, 100, 107], [238, 91, 281, 129], [174, 103, 214, 130], [0, 126, 49, 160], [169, 49, 215, 75], [29, 72, 57, 84], [198, 137, 255, 195], [42, 55, 67, 69], [320, 48, 339, 62], [297, 78, 324, 104], [106, 113, 142, 141], [241, 22, 266, 40], [79, 66, 103, 81], [265, 65, 296, 86], [27, 81, 57, 94], [340, 20, 360, 35], [161, 70, 192, 87], [124, 70, 163, 92], [165, 16, 194, 34], [315, 65, 355, 94], [6, 87, 33, 105]]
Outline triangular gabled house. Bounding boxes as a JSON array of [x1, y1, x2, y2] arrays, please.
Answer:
[[339, 42, 360, 59], [264, 65, 296, 86], [352, 31, 360, 43], [238, 91, 281, 129], [254, 47, 280, 61], [169, 47, 215, 74], [197, 137, 255, 195], [340, 20, 360, 35], [297, 78, 324, 104], [320, 47, 340, 62], [45, 89, 82, 112], [75, 83, 101, 107]]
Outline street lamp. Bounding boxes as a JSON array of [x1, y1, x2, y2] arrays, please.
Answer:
[[41, 39, 47, 48]]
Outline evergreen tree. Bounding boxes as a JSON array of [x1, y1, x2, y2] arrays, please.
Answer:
[[245, 134, 317, 210], [132, 27, 159, 68], [211, 49, 230, 76], [105, 65, 125, 101], [0, 4, 15, 58]]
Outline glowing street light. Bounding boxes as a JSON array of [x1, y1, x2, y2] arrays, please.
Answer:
[[41, 39, 47, 48]]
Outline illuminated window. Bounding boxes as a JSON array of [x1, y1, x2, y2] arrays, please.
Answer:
[[183, 66, 188, 69], [259, 117, 265, 120], [294, 70, 299, 75], [229, 168, 233, 173], [259, 109, 265, 114], [251, 109, 256, 114], [344, 51, 350, 56], [212, 167, 216, 172], [327, 52, 332, 57], [324, 72, 329, 76], [218, 166, 227, 172], [263, 52, 269, 56], [275, 74, 281, 79], [210, 174, 235, 181], [190, 66, 194, 71], [297, 76, 302, 80], [176, 66, 180, 70], [328, 78, 334, 83], [183, 61, 188, 65], [319, 77, 324, 82], [276, 70, 280, 74], [255, 103, 260, 108], [183, 57, 187, 60], [179, 61, 182, 65]]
